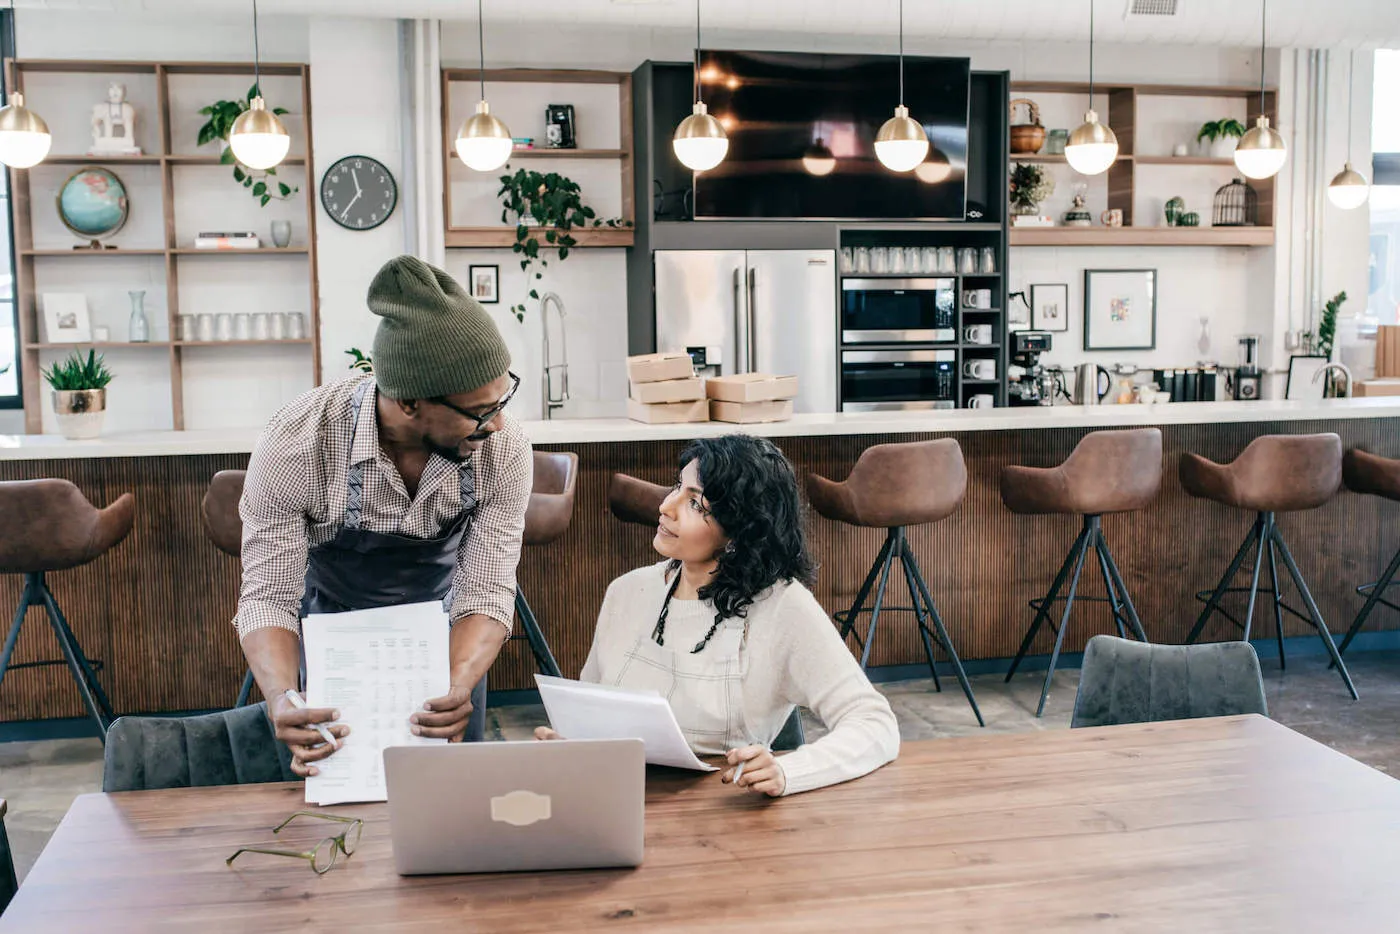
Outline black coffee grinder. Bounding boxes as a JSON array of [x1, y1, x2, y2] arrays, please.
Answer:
[[1234, 334, 1262, 400], [1008, 330, 1057, 406]]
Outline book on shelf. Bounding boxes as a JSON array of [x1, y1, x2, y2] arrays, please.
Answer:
[[1010, 215, 1056, 227], [193, 231, 261, 250]]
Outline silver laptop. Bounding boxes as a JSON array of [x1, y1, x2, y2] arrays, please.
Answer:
[[383, 739, 645, 875]]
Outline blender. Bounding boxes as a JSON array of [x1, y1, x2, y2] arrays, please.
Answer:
[[1234, 334, 1261, 400]]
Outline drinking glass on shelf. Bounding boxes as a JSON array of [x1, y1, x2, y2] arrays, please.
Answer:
[[957, 247, 977, 275], [177, 314, 195, 342], [234, 313, 252, 341], [889, 246, 907, 274], [287, 313, 307, 340], [252, 313, 272, 341], [270, 312, 288, 340], [920, 246, 938, 274], [196, 314, 215, 343], [870, 247, 889, 274], [937, 246, 955, 274], [215, 313, 235, 342], [854, 246, 871, 274], [839, 247, 854, 273], [979, 246, 997, 274], [903, 247, 920, 274]]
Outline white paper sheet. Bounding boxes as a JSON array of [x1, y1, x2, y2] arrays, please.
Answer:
[[302, 601, 451, 805], [535, 675, 718, 772]]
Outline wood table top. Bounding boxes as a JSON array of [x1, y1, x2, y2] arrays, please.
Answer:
[[5, 715, 1400, 933]]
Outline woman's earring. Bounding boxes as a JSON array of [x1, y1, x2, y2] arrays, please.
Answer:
[[723, 541, 736, 555]]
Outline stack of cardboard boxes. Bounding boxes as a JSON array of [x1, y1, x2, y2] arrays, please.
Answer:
[[626, 353, 708, 423], [706, 374, 798, 423], [1359, 325, 1400, 397]]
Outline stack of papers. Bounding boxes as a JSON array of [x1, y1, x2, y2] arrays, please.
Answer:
[[302, 602, 451, 805], [535, 675, 717, 772]]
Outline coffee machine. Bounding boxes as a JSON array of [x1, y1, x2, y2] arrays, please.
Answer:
[[1008, 330, 1058, 406], [1234, 334, 1262, 400]]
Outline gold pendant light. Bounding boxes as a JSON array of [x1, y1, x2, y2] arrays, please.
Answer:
[[456, 0, 513, 172], [802, 137, 836, 176], [874, 0, 929, 173], [1064, 0, 1118, 176], [673, 0, 728, 172], [0, 0, 51, 169], [228, 0, 290, 171], [1327, 50, 1369, 209], [1235, 0, 1286, 180]]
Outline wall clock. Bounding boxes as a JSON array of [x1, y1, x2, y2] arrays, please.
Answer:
[[320, 155, 397, 231]]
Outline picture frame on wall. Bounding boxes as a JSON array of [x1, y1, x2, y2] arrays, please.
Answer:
[[41, 293, 93, 344], [1285, 354, 1330, 402], [1030, 283, 1069, 332], [1083, 269, 1157, 351], [468, 264, 499, 304]]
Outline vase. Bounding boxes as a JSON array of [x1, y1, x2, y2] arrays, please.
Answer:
[[52, 389, 106, 440], [1209, 137, 1238, 160], [270, 220, 292, 248], [1197, 316, 1211, 356], [128, 290, 149, 343], [1011, 201, 1040, 216]]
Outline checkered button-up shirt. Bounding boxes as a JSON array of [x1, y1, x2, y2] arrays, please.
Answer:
[[234, 374, 533, 641]]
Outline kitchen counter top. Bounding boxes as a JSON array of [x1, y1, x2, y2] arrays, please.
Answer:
[[4, 398, 1400, 460]]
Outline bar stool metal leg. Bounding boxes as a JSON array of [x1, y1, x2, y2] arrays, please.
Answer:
[[1336, 545, 1400, 658], [1270, 525, 1358, 700], [514, 591, 563, 678], [894, 536, 942, 694], [1264, 524, 1287, 670], [858, 543, 897, 671], [1186, 516, 1266, 645], [835, 533, 895, 646], [34, 575, 111, 736], [0, 576, 36, 694], [1036, 530, 1092, 718], [1096, 532, 1149, 642], [901, 536, 982, 726], [1005, 522, 1090, 682]]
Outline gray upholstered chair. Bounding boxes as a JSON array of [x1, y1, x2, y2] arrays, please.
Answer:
[[102, 702, 299, 793], [1070, 635, 1268, 729]]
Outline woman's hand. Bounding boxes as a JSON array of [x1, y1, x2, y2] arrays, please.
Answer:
[[534, 726, 564, 741], [721, 744, 786, 797]]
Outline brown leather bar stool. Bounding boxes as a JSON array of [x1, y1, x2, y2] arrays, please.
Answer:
[[808, 440, 983, 726], [607, 471, 808, 750], [1001, 428, 1160, 717], [0, 480, 134, 738], [1338, 449, 1400, 657], [512, 451, 579, 677], [1181, 433, 1356, 699], [201, 470, 256, 707]]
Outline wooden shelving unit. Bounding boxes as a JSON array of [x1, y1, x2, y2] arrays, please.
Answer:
[[440, 67, 635, 250], [5, 58, 321, 433], [1008, 80, 1277, 248]]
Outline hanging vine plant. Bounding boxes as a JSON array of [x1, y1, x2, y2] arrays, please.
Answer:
[[496, 168, 631, 321]]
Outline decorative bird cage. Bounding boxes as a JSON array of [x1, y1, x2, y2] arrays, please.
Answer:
[[1212, 178, 1257, 227]]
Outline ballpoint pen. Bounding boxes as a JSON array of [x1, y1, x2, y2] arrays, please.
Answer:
[[732, 737, 770, 786], [282, 689, 340, 750]]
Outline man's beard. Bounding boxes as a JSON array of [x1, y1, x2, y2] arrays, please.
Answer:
[[426, 430, 490, 463]]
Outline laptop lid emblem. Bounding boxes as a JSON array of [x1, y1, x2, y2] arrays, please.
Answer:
[[490, 790, 552, 827]]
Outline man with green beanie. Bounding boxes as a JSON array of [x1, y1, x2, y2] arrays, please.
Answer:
[[235, 255, 532, 776]]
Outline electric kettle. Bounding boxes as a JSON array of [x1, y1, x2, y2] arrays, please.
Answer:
[[1072, 364, 1112, 405]]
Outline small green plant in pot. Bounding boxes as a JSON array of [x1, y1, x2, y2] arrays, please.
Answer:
[[197, 84, 300, 207], [1196, 118, 1246, 159], [42, 350, 114, 440], [496, 168, 631, 321], [346, 348, 374, 373]]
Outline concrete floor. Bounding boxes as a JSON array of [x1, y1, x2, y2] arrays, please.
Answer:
[[3, 650, 1396, 884]]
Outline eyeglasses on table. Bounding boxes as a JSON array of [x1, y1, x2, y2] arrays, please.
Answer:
[[225, 811, 364, 875]]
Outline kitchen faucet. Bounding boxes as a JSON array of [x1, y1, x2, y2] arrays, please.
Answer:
[[540, 291, 569, 419], [1311, 362, 1353, 398]]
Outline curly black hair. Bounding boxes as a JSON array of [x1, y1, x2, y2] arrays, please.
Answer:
[[668, 434, 816, 621]]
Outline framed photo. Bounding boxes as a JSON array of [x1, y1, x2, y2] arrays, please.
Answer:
[[41, 293, 92, 343], [1084, 269, 1157, 351], [1286, 354, 1330, 402], [468, 264, 499, 304], [1030, 283, 1069, 332]]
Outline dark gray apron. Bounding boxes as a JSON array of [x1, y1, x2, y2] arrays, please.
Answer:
[[301, 381, 488, 742]]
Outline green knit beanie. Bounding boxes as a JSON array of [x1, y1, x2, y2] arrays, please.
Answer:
[[368, 255, 511, 400]]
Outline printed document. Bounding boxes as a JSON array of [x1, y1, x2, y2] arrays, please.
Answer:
[[535, 674, 718, 771], [303, 602, 450, 804]]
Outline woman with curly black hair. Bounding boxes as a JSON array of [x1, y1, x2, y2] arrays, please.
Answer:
[[539, 435, 898, 797]]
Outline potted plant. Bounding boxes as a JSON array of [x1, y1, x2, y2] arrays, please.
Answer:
[[496, 168, 631, 321], [1009, 163, 1055, 216], [196, 84, 300, 207], [42, 349, 113, 440], [346, 348, 374, 373], [1196, 119, 1247, 160]]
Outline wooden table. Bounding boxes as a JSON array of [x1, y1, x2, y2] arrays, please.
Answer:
[[6, 715, 1400, 932]]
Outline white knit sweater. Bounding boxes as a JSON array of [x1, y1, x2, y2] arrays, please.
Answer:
[[580, 563, 900, 796]]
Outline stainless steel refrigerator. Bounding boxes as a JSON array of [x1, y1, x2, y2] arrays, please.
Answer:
[[653, 249, 838, 413]]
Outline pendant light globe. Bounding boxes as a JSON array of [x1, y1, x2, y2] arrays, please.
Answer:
[[1327, 162, 1369, 210], [875, 105, 929, 172], [455, 100, 513, 172], [0, 91, 51, 168], [1064, 110, 1118, 176], [673, 101, 729, 171], [1234, 115, 1286, 180], [229, 96, 290, 170], [801, 137, 836, 176]]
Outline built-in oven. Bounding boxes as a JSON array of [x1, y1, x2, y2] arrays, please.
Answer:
[[841, 277, 956, 344], [841, 349, 956, 411]]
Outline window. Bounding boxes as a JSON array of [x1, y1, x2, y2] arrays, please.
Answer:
[[1369, 50, 1400, 326], [0, 9, 21, 408]]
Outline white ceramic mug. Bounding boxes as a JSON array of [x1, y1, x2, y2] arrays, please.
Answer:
[[196, 313, 215, 343], [963, 359, 997, 380], [962, 290, 986, 309], [966, 394, 995, 409], [963, 324, 994, 345]]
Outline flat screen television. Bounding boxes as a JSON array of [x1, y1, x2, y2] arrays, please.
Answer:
[[691, 50, 970, 220]]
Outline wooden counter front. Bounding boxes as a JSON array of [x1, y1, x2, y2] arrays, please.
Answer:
[[1, 416, 1396, 723]]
